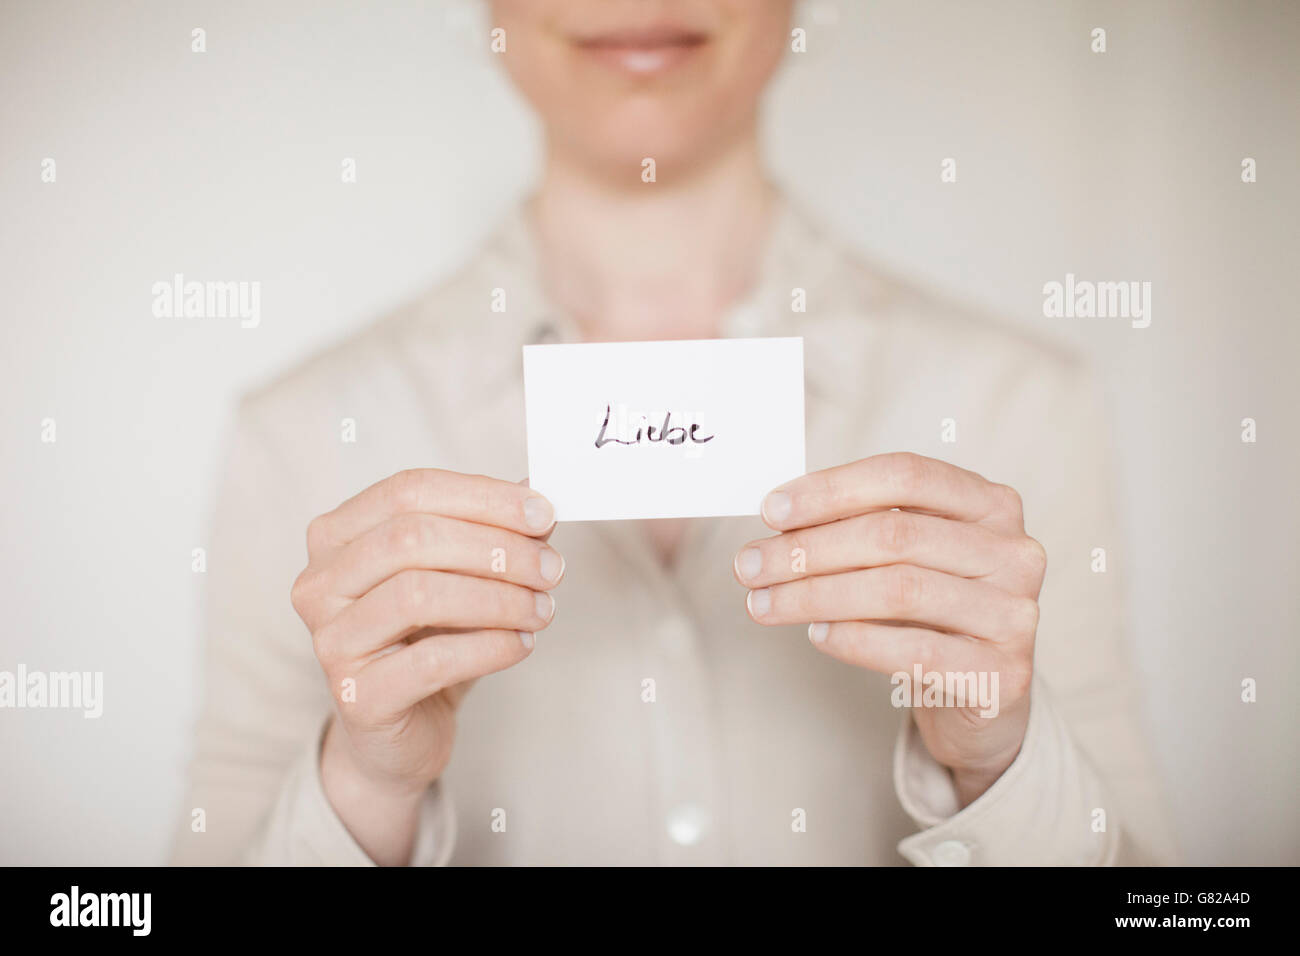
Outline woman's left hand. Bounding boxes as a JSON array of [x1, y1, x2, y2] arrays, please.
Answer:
[[734, 452, 1046, 807]]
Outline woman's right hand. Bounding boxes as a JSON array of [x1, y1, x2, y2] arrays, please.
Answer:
[[289, 468, 563, 864]]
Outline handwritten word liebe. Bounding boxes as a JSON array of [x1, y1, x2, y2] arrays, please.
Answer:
[[594, 404, 715, 448]]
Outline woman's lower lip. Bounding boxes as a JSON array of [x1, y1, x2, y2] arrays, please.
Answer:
[[576, 41, 706, 75]]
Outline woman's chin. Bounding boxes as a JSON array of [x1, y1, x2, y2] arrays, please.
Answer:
[[555, 122, 731, 184]]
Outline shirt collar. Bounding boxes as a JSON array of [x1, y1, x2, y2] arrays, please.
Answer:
[[442, 192, 872, 405]]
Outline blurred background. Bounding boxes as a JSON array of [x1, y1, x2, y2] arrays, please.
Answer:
[[1, 0, 1296, 864]]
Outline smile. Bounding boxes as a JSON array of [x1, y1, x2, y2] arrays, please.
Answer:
[[571, 26, 709, 75]]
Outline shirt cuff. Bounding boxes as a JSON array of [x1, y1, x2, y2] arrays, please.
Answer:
[[892, 676, 1116, 866], [246, 722, 456, 866]]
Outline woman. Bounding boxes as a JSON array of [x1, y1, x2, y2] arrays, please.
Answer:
[[172, 0, 1175, 866]]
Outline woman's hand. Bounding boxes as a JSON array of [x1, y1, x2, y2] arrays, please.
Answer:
[[734, 452, 1046, 807], [290, 469, 564, 864]]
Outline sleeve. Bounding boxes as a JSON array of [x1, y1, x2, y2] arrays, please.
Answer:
[[246, 718, 456, 866], [168, 399, 457, 866], [891, 362, 1180, 866]]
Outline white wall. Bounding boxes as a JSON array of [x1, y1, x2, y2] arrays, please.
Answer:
[[1, 0, 1296, 864]]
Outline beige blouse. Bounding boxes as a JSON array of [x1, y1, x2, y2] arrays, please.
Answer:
[[170, 198, 1178, 866]]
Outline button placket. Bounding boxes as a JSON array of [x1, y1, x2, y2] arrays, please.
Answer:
[[646, 608, 725, 864], [590, 518, 727, 864]]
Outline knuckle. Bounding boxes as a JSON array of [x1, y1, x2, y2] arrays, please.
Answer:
[[808, 469, 842, 515], [912, 631, 939, 672], [883, 564, 924, 614], [875, 510, 916, 557], [305, 514, 332, 555], [498, 586, 523, 621], [996, 483, 1024, 518], [289, 567, 317, 616], [386, 512, 434, 556], [790, 581, 820, 620], [474, 478, 501, 518], [312, 626, 343, 672], [394, 569, 432, 616], [410, 637, 449, 683], [886, 452, 927, 495], [388, 468, 429, 513], [474, 581, 519, 626], [1019, 535, 1048, 573]]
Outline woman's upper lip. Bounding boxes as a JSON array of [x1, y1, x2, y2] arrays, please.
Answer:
[[571, 26, 709, 49]]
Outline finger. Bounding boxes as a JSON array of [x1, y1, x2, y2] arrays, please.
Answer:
[[352, 629, 535, 718], [316, 569, 555, 663], [760, 452, 1023, 535], [735, 510, 1012, 587], [805, 621, 1010, 692], [744, 564, 1039, 645], [322, 513, 565, 600], [518, 477, 557, 546], [309, 469, 556, 556]]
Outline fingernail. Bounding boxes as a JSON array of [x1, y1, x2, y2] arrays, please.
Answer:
[[524, 496, 554, 531], [518, 631, 535, 650], [762, 490, 791, 524], [539, 549, 564, 584], [808, 622, 829, 644], [735, 547, 763, 582], [534, 591, 555, 622], [747, 588, 771, 618]]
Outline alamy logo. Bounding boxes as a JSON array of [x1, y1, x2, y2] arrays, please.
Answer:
[[890, 665, 1000, 718], [50, 886, 151, 936], [0, 665, 103, 718], [1042, 273, 1151, 328], [151, 273, 261, 328]]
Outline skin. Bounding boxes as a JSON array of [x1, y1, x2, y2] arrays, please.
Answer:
[[293, 0, 1042, 864], [735, 453, 1044, 808], [292, 471, 561, 865]]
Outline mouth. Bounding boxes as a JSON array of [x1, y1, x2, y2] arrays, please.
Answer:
[[570, 26, 710, 75]]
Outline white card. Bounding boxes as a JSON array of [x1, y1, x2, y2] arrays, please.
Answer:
[[523, 337, 805, 522]]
